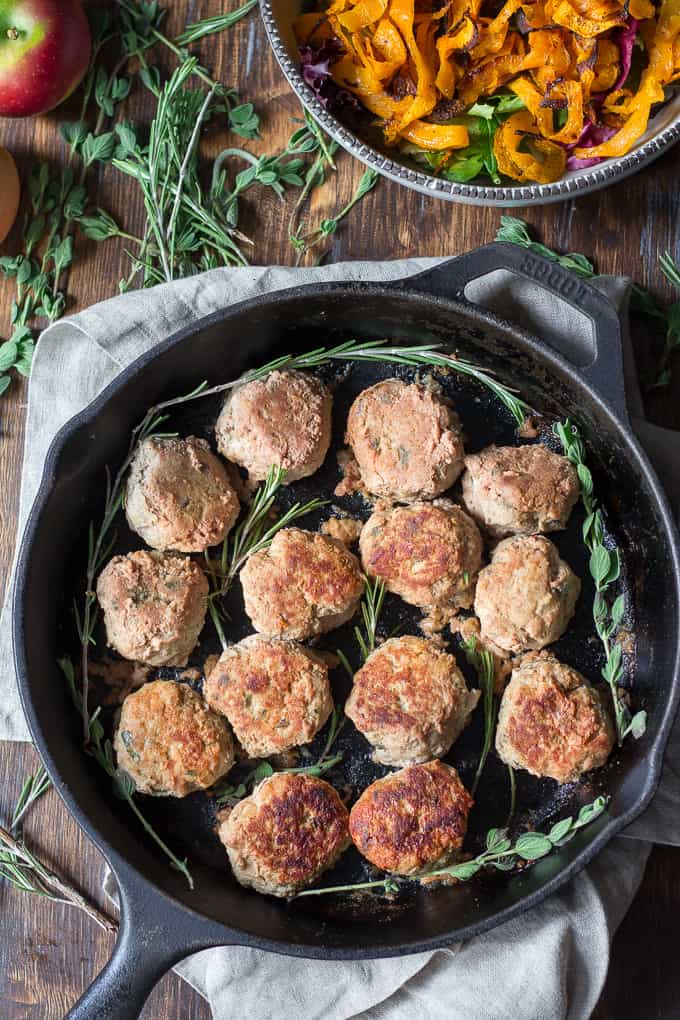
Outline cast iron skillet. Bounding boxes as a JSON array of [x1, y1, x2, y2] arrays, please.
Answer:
[[13, 244, 680, 1019]]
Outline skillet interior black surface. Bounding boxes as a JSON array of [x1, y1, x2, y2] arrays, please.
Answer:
[[14, 251, 680, 965]]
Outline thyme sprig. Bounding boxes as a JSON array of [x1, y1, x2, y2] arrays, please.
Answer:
[[460, 635, 496, 795], [553, 420, 646, 744], [0, 766, 116, 931], [295, 795, 609, 898]]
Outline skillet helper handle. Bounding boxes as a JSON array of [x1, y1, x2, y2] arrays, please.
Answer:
[[66, 875, 227, 1020], [405, 241, 629, 424]]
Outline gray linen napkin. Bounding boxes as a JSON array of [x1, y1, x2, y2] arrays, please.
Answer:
[[2, 258, 679, 1020]]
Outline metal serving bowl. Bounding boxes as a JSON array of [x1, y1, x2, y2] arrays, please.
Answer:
[[261, 0, 680, 206]]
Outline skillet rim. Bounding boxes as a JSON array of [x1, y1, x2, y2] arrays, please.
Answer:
[[13, 277, 680, 957]]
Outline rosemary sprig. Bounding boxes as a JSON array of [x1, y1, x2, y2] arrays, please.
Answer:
[[0, 766, 116, 931], [553, 420, 646, 744], [225, 466, 327, 587], [206, 465, 326, 644], [11, 766, 51, 834], [460, 635, 496, 795], [175, 0, 259, 44], [353, 576, 386, 662], [295, 795, 609, 898], [58, 658, 195, 889], [174, 340, 530, 427]]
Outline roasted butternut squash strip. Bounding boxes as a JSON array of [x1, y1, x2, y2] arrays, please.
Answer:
[[400, 120, 470, 148], [574, 0, 680, 157], [337, 0, 388, 33], [494, 109, 567, 181]]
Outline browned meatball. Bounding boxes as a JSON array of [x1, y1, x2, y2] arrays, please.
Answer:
[[214, 370, 332, 482], [349, 761, 473, 875], [345, 378, 464, 500], [345, 636, 479, 766], [240, 528, 364, 640], [495, 652, 614, 783], [474, 535, 580, 656], [461, 444, 579, 538], [204, 635, 333, 758], [114, 680, 234, 796], [96, 551, 209, 666], [125, 436, 240, 552], [360, 500, 483, 609], [218, 773, 350, 896]]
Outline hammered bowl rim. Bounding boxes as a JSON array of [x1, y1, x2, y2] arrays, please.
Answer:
[[260, 0, 680, 207]]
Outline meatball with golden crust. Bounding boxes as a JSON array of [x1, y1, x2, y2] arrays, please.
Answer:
[[114, 680, 234, 796], [240, 527, 363, 640], [345, 636, 479, 766], [215, 370, 332, 482], [204, 635, 333, 758], [218, 773, 350, 896], [360, 500, 483, 610], [474, 535, 580, 656], [345, 378, 465, 500], [349, 761, 473, 875], [125, 435, 240, 553], [461, 443, 579, 538], [495, 651, 614, 783], [97, 551, 209, 666]]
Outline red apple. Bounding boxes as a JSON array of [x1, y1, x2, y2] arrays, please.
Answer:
[[0, 0, 91, 118]]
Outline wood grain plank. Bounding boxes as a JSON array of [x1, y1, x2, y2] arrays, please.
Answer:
[[0, 0, 679, 1016]]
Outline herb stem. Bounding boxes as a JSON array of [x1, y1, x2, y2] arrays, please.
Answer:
[[0, 823, 117, 932]]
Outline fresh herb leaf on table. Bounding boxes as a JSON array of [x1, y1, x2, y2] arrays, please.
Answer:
[[295, 795, 610, 898], [553, 419, 646, 745]]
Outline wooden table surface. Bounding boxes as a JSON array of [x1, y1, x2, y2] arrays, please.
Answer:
[[1, 2, 679, 1017]]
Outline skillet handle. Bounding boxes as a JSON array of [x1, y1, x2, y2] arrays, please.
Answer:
[[403, 241, 629, 424], [66, 866, 229, 1020]]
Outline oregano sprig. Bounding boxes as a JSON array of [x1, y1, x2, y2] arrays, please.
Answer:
[[295, 796, 609, 898], [214, 707, 346, 807], [553, 419, 646, 744], [291, 168, 380, 265]]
